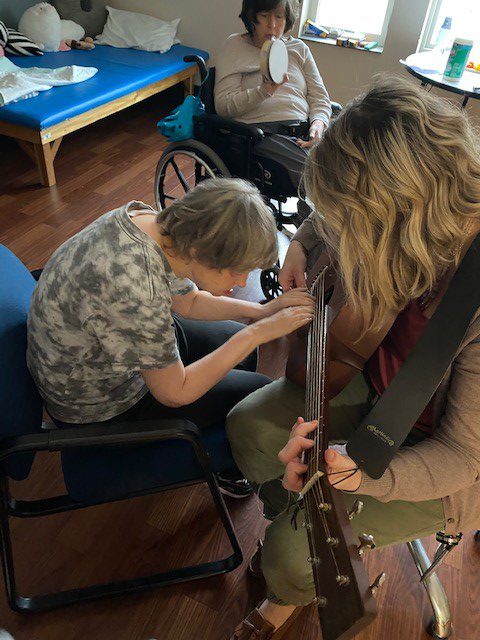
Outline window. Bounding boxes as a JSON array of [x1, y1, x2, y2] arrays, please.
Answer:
[[303, 0, 395, 46], [420, 0, 480, 51]]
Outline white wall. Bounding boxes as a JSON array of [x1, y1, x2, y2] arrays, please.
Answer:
[[110, 0, 242, 59], [0, 0, 42, 27], [111, 0, 480, 118]]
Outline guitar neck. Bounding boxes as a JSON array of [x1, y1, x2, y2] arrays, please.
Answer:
[[303, 270, 376, 640]]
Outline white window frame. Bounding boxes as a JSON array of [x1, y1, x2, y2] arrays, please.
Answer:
[[302, 0, 396, 47], [418, 0, 444, 50], [418, 0, 480, 51]]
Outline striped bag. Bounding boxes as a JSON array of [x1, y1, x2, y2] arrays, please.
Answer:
[[0, 21, 7, 48], [1, 22, 43, 57]]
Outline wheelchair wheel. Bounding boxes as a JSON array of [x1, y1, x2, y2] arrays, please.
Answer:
[[155, 139, 231, 209], [260, 265, 283, 300]]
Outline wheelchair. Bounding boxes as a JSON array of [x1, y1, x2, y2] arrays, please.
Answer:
[[156, 55, 341, 226], [155, 55, 341, 298]]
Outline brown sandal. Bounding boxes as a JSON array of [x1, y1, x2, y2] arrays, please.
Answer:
[[229, 604, 303, 639]]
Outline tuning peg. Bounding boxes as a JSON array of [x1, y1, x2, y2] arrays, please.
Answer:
[[348, 499, 364, 520], [313, 596, 328, 608], [357, 533, 376, 556], [369, 572, 387, 596]]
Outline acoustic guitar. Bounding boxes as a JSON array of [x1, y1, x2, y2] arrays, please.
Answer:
[[286, 247, 392, 640]]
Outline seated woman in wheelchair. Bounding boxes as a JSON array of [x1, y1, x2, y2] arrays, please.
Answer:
[[215, 0, 332, 210], [26, 178, 314, 497], [226, 78, 480, 638]]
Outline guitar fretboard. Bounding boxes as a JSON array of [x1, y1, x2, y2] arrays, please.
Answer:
[[301, 268, 377, 640]]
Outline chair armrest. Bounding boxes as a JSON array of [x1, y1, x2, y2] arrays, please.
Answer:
[[0, 419, 200, 462], [196, 113, 265, 141]]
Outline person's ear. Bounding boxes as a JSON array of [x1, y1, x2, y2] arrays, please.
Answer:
[[160, 236, 181, 260], [185, 247, 197, 265]]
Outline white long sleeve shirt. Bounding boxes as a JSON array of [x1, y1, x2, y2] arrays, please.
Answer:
[[214, 33, 331, 126]]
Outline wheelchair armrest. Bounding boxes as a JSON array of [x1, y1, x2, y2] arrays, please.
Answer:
[[0, 418, 201, 461], [197, 113, 265, 141]]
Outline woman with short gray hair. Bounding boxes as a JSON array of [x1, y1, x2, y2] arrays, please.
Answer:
[[27, 178, 314, 496]]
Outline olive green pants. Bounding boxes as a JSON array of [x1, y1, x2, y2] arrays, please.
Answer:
[[226, 375, 445, 606]]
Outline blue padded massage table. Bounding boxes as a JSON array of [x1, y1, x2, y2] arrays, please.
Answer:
[[0, 44, 209, 187]]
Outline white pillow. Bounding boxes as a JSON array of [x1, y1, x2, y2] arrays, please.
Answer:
[[95, 6, 180, 53]]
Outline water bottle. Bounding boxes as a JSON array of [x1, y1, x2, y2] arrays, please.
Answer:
[[435, 17, 453, 54]]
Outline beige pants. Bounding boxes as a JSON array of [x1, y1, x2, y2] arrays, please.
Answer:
[[226, 375, 446, 605]]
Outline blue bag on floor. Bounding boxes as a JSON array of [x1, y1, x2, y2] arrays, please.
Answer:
[[157, 68, 209, 142], [157, 95, 204, 141]]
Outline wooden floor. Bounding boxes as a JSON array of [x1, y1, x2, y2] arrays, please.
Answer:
[[0, 88, 479, 640]]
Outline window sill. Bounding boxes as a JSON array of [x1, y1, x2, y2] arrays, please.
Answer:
[[300, 34, 383, 54]]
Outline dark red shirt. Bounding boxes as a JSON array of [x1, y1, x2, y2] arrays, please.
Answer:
[[365, 300, 435, 435]]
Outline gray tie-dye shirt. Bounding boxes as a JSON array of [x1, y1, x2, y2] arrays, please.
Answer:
[[27, 201, 194, 424]]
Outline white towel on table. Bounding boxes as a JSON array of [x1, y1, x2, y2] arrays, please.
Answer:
[[0, 57, 98, 106]]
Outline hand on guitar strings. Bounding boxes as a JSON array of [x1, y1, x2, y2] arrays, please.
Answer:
[[278, 241, 307, 291], [279, 417, 362, 493], [279, 417, 315, 492], [325, 447, 362, 492], [259, 287, 314, 318]]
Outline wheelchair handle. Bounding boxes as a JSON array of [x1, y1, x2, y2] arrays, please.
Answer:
[[184, 55, 208, 84]]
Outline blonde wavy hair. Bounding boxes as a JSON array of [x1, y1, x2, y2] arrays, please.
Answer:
[[303, 75, 480, 333]]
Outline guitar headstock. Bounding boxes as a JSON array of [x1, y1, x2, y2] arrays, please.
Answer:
[[302, 481, 378, 640]]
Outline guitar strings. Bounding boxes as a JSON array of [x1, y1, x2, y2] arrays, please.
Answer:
[[306, 271, 323, 479], [303, 270, 342, 577], [303, 272, 331, 573], [304, 268, 363, 578], [307, 272, 325, 501], [306, 276, 360, 485], [311, 273, 326, 487], [279, 268, 362, 587]]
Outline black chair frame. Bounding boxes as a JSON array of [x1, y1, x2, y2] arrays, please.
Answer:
[[0, 419, 242, 612]]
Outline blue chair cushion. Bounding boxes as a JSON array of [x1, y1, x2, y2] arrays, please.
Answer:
[[0, 45, 209, 130], [0, 246, 43, 480], [61, 420, 236, 504]]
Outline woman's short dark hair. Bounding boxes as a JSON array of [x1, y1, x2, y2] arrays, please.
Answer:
[[239, 0, 298, 36]]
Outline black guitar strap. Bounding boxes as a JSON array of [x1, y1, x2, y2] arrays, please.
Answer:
[[346, 232, 480, 480]]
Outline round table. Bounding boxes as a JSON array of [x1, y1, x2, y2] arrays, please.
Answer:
[[401, 51, 480, 108]]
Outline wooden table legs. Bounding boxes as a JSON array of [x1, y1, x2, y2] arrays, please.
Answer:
[[14, 137, 63, 187]]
